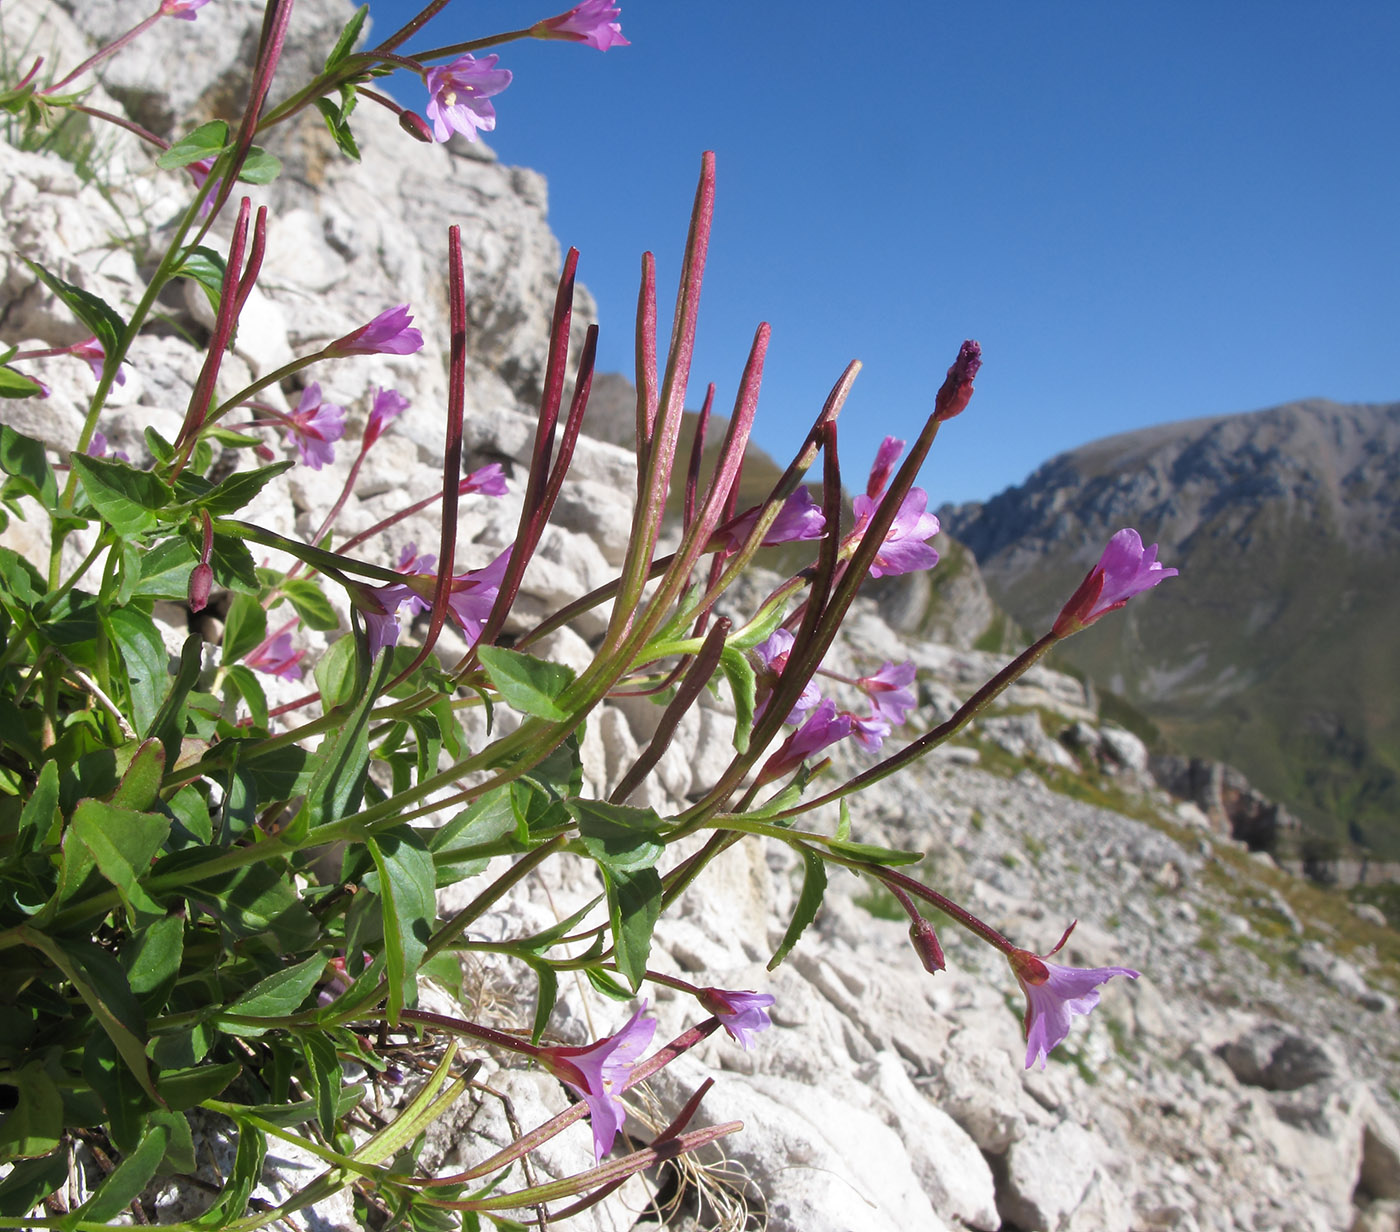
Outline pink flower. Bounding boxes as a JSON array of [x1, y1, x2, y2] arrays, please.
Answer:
[[717, 488, 825, 552], [360, 583, 415, 658], [283, 382, 346, 470], [395, 542, 437, 616], [698, 987, 775, 1050], [540, 1002, 655, 1161], [460, 462, 509, 498], [848, 712, 892, 753], [445, 546, 512, 645], [71, 338, 126, 386], [866, 435, 905, 500], [760, 698, 854, 783], [87, 432, 130, 463], [363, 386, 410, 451], [535, 1, 630, 50], [187, 158, 223, 217], [245, 631, 305, 680], [424, 54, 512, 144], [858, 660, 917, 726], [160, 0, 210, 20], [933, 339, 982, 423], [330, 306, 424, 358], [850, 487, 940, 578], [1052, 528, 1178, 637], [1007, 925, 1139, 1070], [752, 627, 821, 723]]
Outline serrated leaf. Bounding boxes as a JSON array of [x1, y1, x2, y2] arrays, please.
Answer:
[[156, 120, 228, 169], [69, 454, 171, 539], [107, 610, 168, 736], [109, 737, 166, 812], [299, 1031, 341, 1135], [221, 952, 328, 1033], [478, 646, 576, 721], [185, 461, 293, 518], [205, 528, 259, 591], [603, 865, 661, 991], [719, 645, 755, 753], [0, 424, 57, 508], [315, 95, 361, 161], [192, 1120, 265, 1227], [521, 956, 557, 1046], [570, 799, 665, 873], [584, 965, 633, 1001], [365, 827, 435, 1026], [324, 4, 369, 70], [768, 848, 826, 970], [279, 576, 339, 630], [23, 259, 125, 357]]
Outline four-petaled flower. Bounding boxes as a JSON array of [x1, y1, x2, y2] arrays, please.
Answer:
[[244, 631, 305, 680], [460, 462, 508, 497], [1052, 528, 1178, 637], [759, 697, 854, 783], [424, 54, 512, 144], [283, 382, 346, 470], [698, 987, 775, 1050], [1006, 924, 1139, 1070], [71, 338, 126, 386], [331, 306, 424, 358], [360, 582, 415, 658], [160, 0, 210, 20], [535, 1, 630, 50], [445, 547, 511, 644], [858, 660, 917, 726], [363, 386, 410, 451], [752, 627, 821, 723], [850, 486, 940, 578], [717, 488, 825, 552], [539, 1002, 655, 1161]]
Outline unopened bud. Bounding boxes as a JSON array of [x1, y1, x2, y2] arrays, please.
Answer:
[[188, 562, 214, 612], [933, 339, 982, 423], [398, 110, 434, 143], [909, 916, 946, 974]]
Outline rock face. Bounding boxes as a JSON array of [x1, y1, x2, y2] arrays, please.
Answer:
[[941, 399, 1400, 858], [4, 7, 1400, 1232]]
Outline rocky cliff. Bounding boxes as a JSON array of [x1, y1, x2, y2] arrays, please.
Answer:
[[942, 399, 1400, 859], [4, 5, 1400, 1231]]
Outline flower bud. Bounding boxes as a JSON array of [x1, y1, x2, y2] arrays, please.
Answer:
[[398, 109, 435, 144], [933, 339, 982, 422], [188, 562, 214, 612], [909, 916, 946, 974]]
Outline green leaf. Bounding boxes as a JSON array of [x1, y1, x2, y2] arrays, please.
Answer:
[[82, 1035, 149, 1154], [584, 965, 633, 1002], [719, 646, 756, 753], [71, 799, 171, 902], [603, 865, 661, 992], [155, 1061, 239, 1110], [122, 914, 183, 1004], [324, 4, 369, 70], [107, 609, 168, 736], [0, 1152, 67, 1218], [478, 646, 576, 721], [67, 1121, 169, 1227], [23, 259, 126, 357], [365, 827, 435, 1026], [768, 848, 826, 970], [313, 633, 358, 708], [239, 146, 282, 184], [192, 1120, 265, 1228], [729, 599, 791, 651], [0, 1060, 63, 1157], [278, 576, 340, 631], [124, 536, 197, 602], [294, 649, 389, 838], [171, 245, 226, 314], [156, 120, 228, 169], [15, 760, 60, 852], [205, 528, 259, 591], [221, 952, 328, 1033], [150, 1108, 197, 1175], [570, 799, 665, 873], [184, 461, 294, 518], [315, 94, 361, 161], [299, 1030, 341, 1135], [70, 453, 172, 539], [0, 424, 57, 508], [148, 634, 202, 771], [223, 664, 269, 730], [0, 365, 43, 397], [522, 956, 557, 1046], [221, 592, 268, 666], [822, 837, 924, 866], [167, 784, 212, 844], [430, 789, 520, 883], [108, 737, 166, 812]]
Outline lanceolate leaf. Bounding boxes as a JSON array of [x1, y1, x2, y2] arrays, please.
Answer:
[[107, 609, 167, 736], [70, 454, 172, 540], [22, 259, 126, 357], [0, 424, 57, 509], [221, 952, 328, 1033], [365, 827, 435, 1025], [768, 847, 826, 971], [719, 645, 756, 752], [155, 120, 228, 169], [570, 799, 666, 873], [604, 865, 662, 992], [70, 799, 171, 904]]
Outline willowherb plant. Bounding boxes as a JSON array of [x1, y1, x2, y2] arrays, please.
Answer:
[[0, 2, 1177, 1227]]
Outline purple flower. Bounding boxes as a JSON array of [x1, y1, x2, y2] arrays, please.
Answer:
[[283, 382, 346, 470], [331, 306, 424, 358], [87, 432, 131, 463], [244, 631, 305, 680], [848, 712, 892, 753], [698, 987, 775, 1050], [540, 1002, 656, 1161], [717, 488, 825, 552], [363, 386, 410, 451], [1052, 528, 1178, 637], [360, 583, 415, 658], [535, 1, 630, 50], [395, 542, 437, 616], [760, 698, 854, 783], [858, 660, 917, 726], [1007, 926, 1139, 1070], [424, 54, 512, 144], [445, 546, 511, 645], [850, 487, 940, 578], [160, 0, 210, 20], [186, 157, 222, 217], [752, 627, 821, 723], [866, 435, 906, 500], [460, 463, 509, 498], [71, 338, 126, 386]]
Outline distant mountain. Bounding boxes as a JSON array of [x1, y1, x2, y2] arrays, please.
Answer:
[[941, 399, 1400, 856]]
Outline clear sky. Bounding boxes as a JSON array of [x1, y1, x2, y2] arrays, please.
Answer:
[[367, 1, 1400, 506]]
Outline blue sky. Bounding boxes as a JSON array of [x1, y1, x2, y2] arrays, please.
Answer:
[[368, 2, 1400, 506]]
